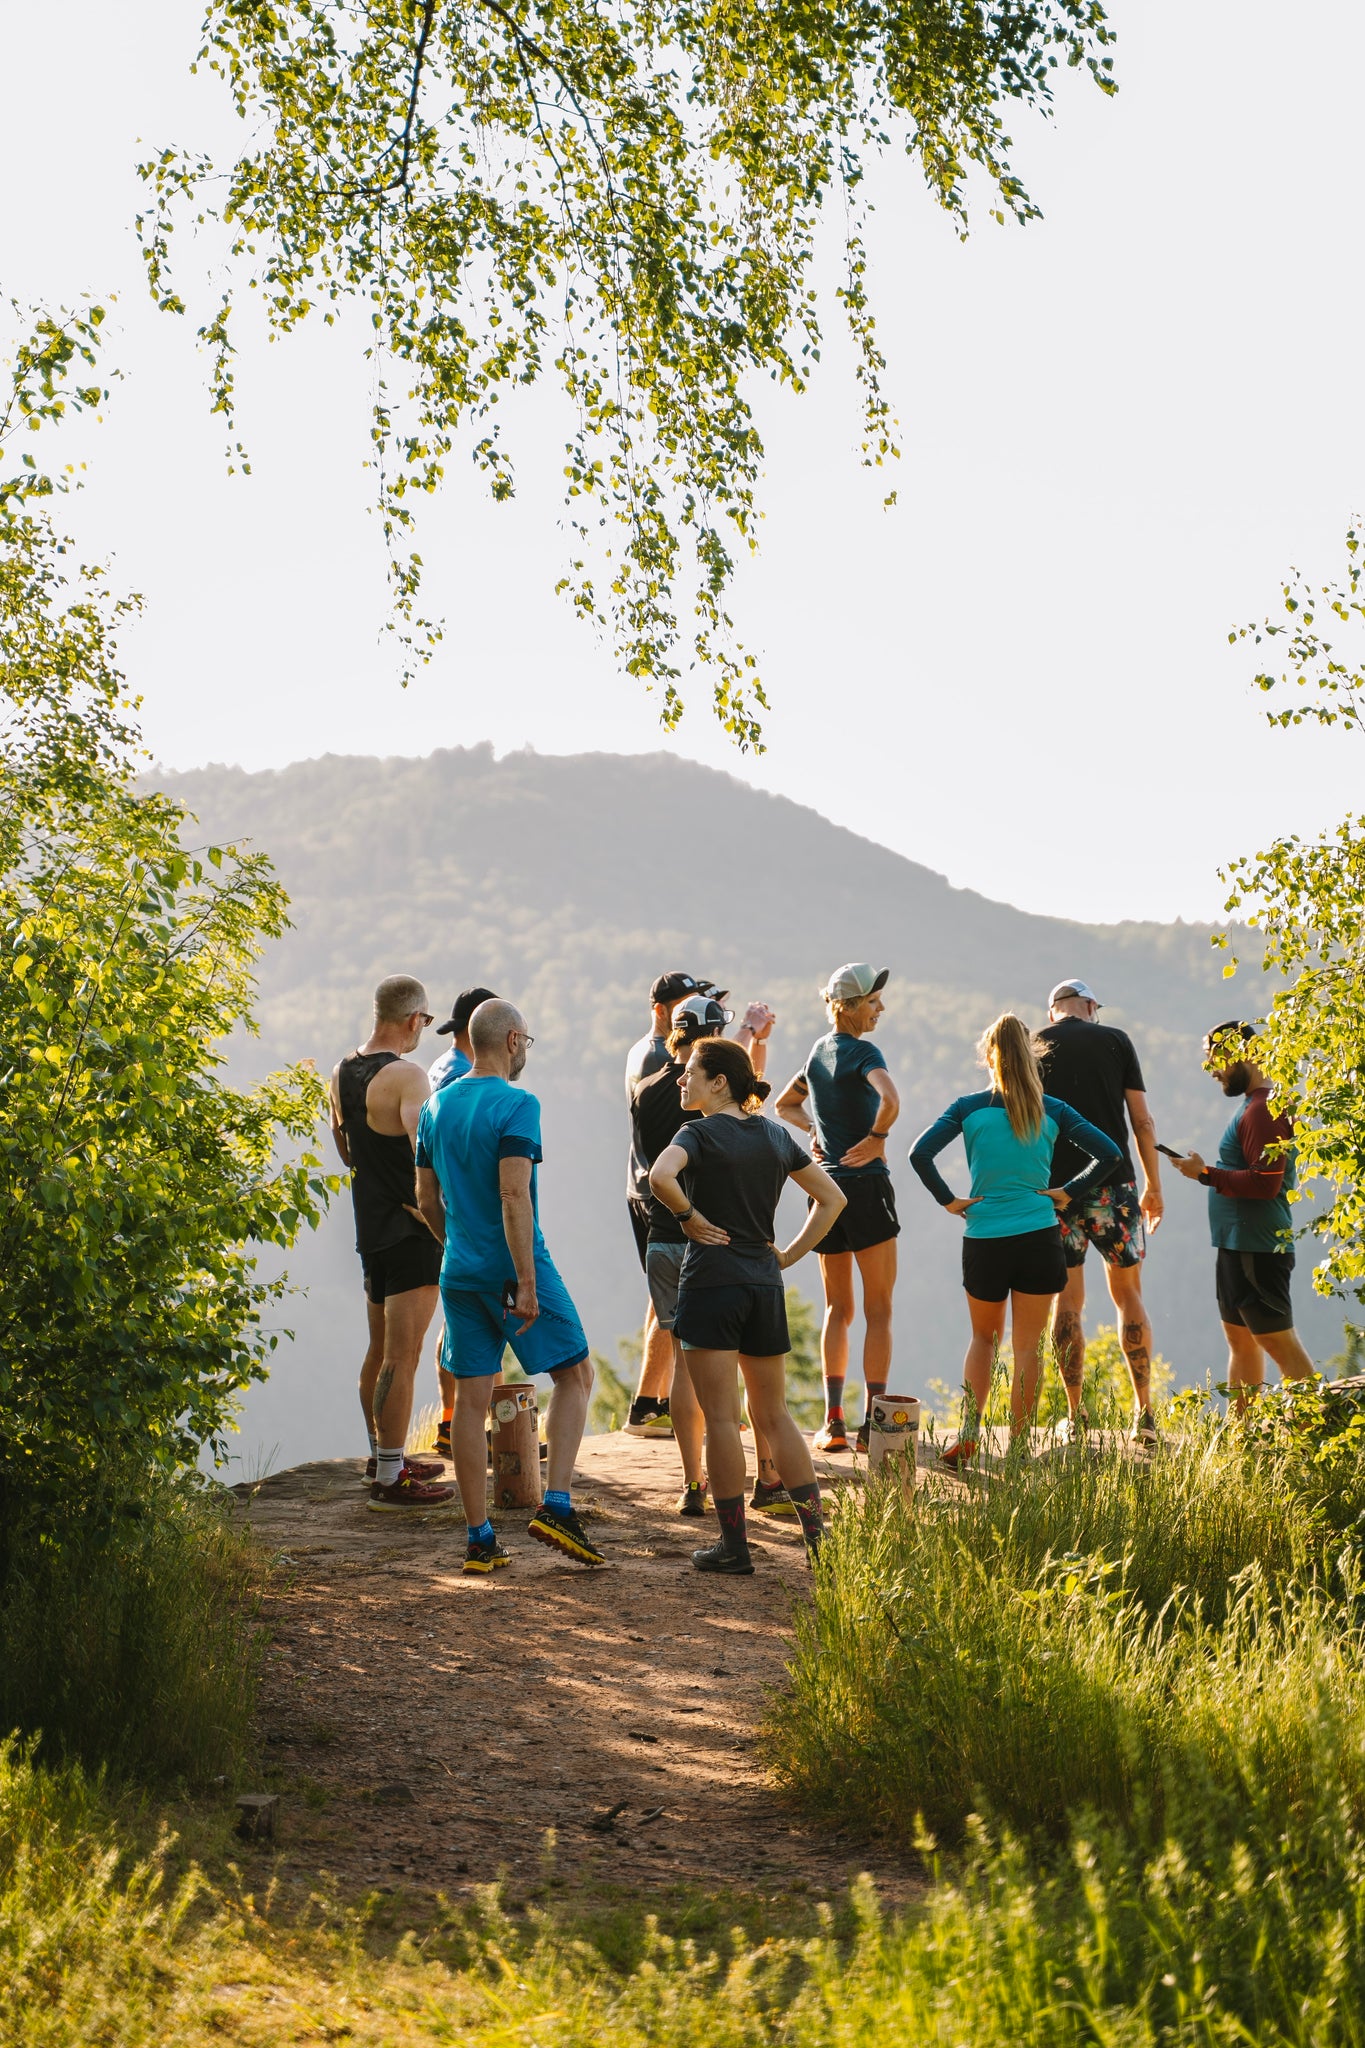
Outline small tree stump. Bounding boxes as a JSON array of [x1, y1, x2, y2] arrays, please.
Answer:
[[489, 1378, 543, 1509], [234, 1793, 278, 1842]]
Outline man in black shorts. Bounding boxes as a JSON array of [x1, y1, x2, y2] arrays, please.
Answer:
[[1173, 1021, 1314, 1406], [775, 963, 900, 1454], [330, 975, 453, 1510], [1034, 979, 1164, 1445]]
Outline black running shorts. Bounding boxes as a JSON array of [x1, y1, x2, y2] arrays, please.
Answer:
[[362, 1232, 443, 1303], [674, 1283, 790, 1357], [962, 1226, 1067, 1303], [1216, 1248, 1295, 1336], [812, 1174, 900, 1256], [627, 1196, 651, 1273]]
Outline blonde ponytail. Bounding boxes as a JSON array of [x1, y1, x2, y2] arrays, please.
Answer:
[[978, 1013, 1045, 1142]]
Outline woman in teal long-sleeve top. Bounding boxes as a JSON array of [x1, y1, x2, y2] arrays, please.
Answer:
[[910, 1013, 1121, 1467]]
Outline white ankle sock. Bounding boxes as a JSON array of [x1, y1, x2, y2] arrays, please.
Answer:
[[375, 1447, 404, 1488]]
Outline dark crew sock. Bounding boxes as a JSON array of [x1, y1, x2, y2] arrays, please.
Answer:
[[823, 1375, 845, 1423], [714, 1493, 750, 1559], [787, 1480, 825, 1551]]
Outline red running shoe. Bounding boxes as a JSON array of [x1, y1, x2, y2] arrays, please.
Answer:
[[364, 1453, 445, 1483], [938, 1436, 979, 1472], [367, 1466, 458, 1512]]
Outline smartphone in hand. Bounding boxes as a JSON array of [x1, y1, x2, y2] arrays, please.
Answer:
[[1155, 1142, 1187, 1162]]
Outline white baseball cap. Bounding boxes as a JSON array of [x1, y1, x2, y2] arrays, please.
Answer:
[[822, 963, 889, 1003], [1048, 979, 1102, 1008]]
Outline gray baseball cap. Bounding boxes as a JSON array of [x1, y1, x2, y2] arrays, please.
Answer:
[[672, 994, 733, 1035], [822, 963, 889, 1003], [1048, 979, 1102, 1008]]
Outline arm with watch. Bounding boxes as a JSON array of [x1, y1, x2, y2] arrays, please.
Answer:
[[648, 1143, 731, 1244]]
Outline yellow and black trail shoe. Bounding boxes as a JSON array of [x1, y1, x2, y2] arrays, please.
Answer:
[[527, 1502, 605, 1566]]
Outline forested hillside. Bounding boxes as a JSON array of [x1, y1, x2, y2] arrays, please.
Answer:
[[159, 746, 1340, 1470]]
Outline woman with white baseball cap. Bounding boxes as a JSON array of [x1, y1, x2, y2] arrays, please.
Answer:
[[775, 963, 901, 1455]]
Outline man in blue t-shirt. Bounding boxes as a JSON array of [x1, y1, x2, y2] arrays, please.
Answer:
[[1173, 1021, 1315, 1407], [775, 963, 901, 1455], [425, 986, 498, 1452], [416, 998, 605, 1573]]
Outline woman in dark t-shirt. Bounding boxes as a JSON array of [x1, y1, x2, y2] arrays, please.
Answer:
[[650, 1037, 846, 1576]]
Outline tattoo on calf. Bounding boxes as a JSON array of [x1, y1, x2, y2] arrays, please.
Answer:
[[1122, 1323, 1151, 1396], [1054, 1311, 1085, 1388], [373, 1363, 395, 1425]]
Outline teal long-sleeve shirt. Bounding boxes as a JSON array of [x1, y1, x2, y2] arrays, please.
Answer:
[[909, 1091, 1123, 1239]]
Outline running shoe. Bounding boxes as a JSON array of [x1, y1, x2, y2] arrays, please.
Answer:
[[678, 1481, 710, 1517], [854, 1423, 871, 1455], [1053, 1409, 1090, 1449], [749, 1479, 797, 1518], [367, 1467, 458, 1512], [527, 1502, 606, 1566], [938, 1436, 979, 1472], [813, 1420, 852, 1454], [463, 1534, 512, 1574], [1129, 1408, 1159, 1446], [691, 1540, 755, 1576], [435, 1419, 452, 1458], [625, 1397, 668, 1437], [364, 1453, 445, 1483]]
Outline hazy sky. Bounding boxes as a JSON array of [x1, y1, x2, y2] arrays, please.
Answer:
[[4, 0, 1362, 924]]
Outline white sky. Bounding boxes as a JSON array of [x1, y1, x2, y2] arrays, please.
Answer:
[[3, 0, 1363, 924]]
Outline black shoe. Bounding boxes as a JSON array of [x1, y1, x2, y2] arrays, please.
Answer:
[[678, 1481, 710, 1517], [692, 1540, 755, 1576], [625, 1397, 674, 1439], [749, 1479, 797, 1518], [435, 1419, 452, 1458], [1130, 1408, 1159, 1446], [527, 1502, 606, 1566], [854, 1424, 871, 1455], [463, 1535, 512, 1574]]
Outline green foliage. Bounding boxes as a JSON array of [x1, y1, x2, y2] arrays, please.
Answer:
[[783, 1287, 824, 1429], [1221, 522, 1365, 1297], [924, 1322, 1176, 1435], [590, 1332, 641, 1432], [0, 1472, 260, 1782], [0, 305, 334, 1515], [137, 0, 1114, 731]]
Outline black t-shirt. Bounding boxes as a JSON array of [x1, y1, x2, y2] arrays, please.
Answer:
[[630, 1058, 700, 1244], [1034, 1018, 1144, 1187], [673, 1113, 811, 1288]]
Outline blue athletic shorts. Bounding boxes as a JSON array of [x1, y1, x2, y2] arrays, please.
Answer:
[[440, 1260, 590, 1380]]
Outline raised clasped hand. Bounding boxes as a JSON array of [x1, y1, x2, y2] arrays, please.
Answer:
[[682, 1209, 729, 1246]]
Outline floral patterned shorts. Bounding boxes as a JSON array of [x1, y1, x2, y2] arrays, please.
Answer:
[[1057, 1182, 1145, 1269]]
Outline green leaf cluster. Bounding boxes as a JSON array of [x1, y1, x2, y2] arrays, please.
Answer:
[[136, 0, 1115, 737], [0, 306, 334, 1518], [1221, 523, 1365, 1298]]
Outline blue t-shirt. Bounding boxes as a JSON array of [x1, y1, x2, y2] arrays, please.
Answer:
[[909, 1091, 1122, 1239], [428, 1044, 472, 1092], [415, 1075, 546, 1290], [803, 1031, 890, 1179]]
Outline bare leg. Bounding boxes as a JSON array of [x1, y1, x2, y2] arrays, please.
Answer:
[[853, 1237, 897, 1425], [817, 1250, 855, 1426], [741, 1355, 818, 1494], [1223, 1320, 1265, 1414], [1105, 1263, 1153, 1415], [668, 1340, 706, 1488], [372, 1286, 440, 1453], [452, 1371, 497, 1523], [963, 1295, 1008, 1435], [360, 1296, 386, 1451], [436, 1323, 455, 1424], [680, 1349, 747, 1499], [544, 1356, 594, 1494], [1259, 1325, 1315, 1384], [1051, 1262, 1087, 1417], [634, 1300, 673, 1403], [1008, 1292, 1056, 1435]]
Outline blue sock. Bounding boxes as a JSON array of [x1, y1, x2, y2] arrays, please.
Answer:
[[468, 1518, 494, 1545], [544, 1489, 571, 1515]]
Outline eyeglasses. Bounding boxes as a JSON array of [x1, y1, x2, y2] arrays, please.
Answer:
[[419, 1013, 434, 1026], [515, 1032, 535, 1048]]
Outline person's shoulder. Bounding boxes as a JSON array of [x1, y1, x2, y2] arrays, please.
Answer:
[[956, 1090, 999, 1117], [1099, 1021, 1137, 1052], [806, 1031, 836, 1065]]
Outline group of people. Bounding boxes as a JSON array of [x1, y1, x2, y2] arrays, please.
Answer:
[[329, 960, 1316, 1575]]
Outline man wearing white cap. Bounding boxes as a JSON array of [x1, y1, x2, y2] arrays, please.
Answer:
[[776, 963, 900, 1454], [1034, 980, 1164, 1444]]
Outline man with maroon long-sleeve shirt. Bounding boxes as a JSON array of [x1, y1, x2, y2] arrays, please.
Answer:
[[1175, 1021, 1314, 1405]]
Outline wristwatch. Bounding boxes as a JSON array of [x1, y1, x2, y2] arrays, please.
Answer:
[[677, 1205, 694, 1222]]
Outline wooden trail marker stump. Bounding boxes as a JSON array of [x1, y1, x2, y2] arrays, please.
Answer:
[[490, 1378, 543, 1510]]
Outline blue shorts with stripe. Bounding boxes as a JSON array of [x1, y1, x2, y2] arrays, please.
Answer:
[[440, 1258, 589, 1380]]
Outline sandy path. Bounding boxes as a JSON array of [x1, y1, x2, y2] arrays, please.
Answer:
[[237, 1433, 919, 1903]]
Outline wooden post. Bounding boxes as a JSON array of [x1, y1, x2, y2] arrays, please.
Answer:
[[489, 1378, 543, 1510]]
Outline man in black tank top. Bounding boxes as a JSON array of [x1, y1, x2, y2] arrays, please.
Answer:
[[330, 974, 454, 1511]]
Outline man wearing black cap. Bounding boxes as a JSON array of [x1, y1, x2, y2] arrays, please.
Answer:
[[1034, 979, 1164, 1445], [1173, 1021, 1314, 1405], [623, 972, 700, 1435], [426, 987, 498, 1451], [775, 963, 900, 1455]]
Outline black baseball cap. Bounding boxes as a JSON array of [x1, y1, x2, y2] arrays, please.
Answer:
[[1204, 1019, 1257, 1056], [651, 970, 698, 1006], [694, 978, 731, 1003], [436, 986, 499, 1036]]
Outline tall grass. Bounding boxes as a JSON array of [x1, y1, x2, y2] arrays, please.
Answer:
[[0, 1470, 260, 1782]]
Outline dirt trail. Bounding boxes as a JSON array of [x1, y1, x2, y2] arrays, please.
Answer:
[[237, 1433, 919, 1903]]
